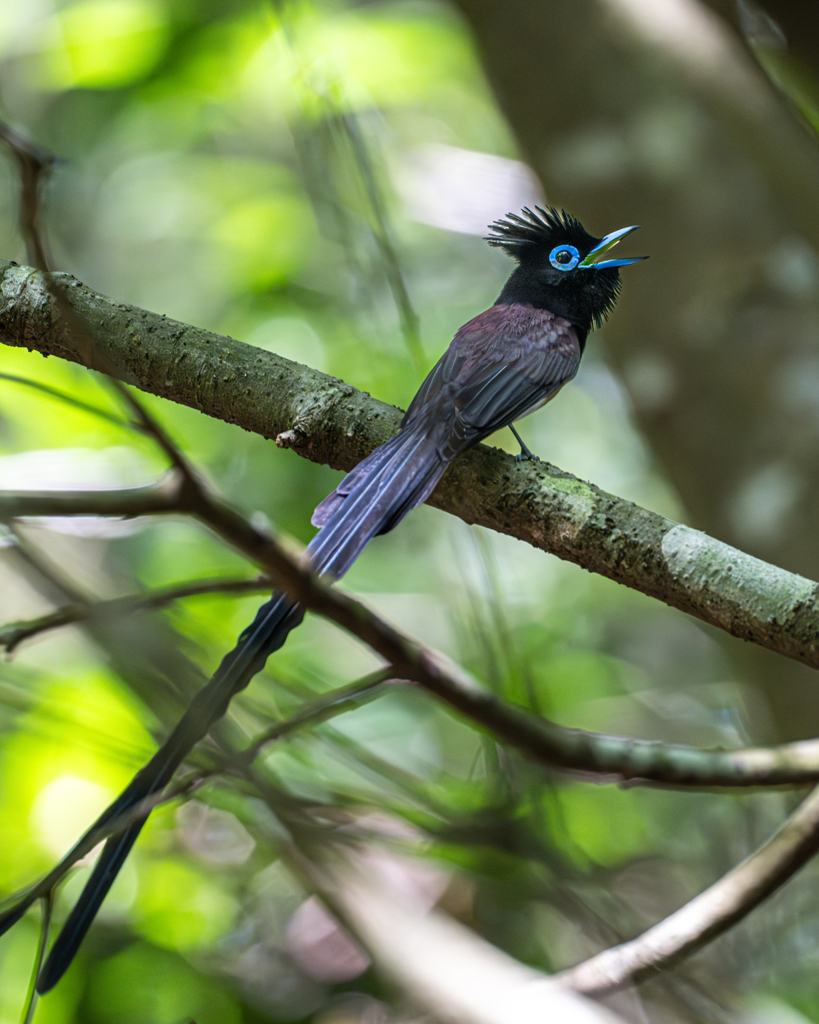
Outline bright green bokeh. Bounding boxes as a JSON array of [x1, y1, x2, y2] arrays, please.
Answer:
[[555, 785, 651, 867], [87, 942, 241, 1024], [49, 0, 170, 89], [0, 674, 153, 889], [134, 859, 238, 950]]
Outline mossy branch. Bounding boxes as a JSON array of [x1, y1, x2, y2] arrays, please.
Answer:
[[2, 261, 819, 673]]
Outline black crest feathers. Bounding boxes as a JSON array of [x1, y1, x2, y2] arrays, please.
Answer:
[[486, 206, 594, 262]]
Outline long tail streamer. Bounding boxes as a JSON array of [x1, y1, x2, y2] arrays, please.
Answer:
[[1, 422, 449, 993]]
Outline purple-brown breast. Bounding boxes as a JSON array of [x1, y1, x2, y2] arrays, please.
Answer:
[[450, 303, 579, 371]]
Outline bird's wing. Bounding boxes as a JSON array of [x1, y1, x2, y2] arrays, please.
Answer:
[[312, 306, 580, 538], [405, 304, 581, 459]]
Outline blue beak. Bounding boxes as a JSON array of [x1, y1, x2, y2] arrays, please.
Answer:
[[578, 225, 647, 269]]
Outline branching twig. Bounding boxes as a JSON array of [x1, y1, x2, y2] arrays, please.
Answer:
[[557, 782, 819, 995]]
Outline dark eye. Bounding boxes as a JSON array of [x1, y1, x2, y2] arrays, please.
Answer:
[[549, 244, 580, 272]]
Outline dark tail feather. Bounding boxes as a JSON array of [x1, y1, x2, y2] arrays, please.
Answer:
[[19, 593, 303, 992], [15, 424, 447, 990], [307, 427, 447, 579], [311, 434, 404, 528], [37, 821, 144, 992]]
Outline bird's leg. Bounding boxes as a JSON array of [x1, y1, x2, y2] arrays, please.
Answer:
[[509, 424, 540, 463]]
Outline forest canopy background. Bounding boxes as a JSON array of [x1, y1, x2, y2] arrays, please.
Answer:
[[2, 1, 819, 1023]]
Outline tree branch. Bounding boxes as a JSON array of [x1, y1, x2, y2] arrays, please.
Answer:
[[558, 781, 819, 995], [16, 469, 817, 789], [2, 263, 819, 672]]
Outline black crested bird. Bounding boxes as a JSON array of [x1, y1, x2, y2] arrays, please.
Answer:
[[0, 206, 645, 992]]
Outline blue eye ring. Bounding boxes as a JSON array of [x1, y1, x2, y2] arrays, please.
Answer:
[[549, 244, 580, 271]]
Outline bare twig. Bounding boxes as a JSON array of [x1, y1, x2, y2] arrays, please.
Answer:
[[557, 782, 819, 995], [104, 374, 202, 480], [0, 372, 127, 426], [0, 474, 185, 519], [21, 893, 53, 1024], [240, 669, 392, 761], [0, 574, 272, 653], [0, 122, 60, 271]]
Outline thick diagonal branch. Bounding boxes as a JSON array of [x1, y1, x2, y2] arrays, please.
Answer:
[[2, 261, 819, 672], [8, 476, 819, 787]]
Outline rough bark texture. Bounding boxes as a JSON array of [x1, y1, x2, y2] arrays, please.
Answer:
[[4, 261, 819, 675]]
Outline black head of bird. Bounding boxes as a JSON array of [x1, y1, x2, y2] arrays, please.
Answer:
[[487, 206, 646, 340]]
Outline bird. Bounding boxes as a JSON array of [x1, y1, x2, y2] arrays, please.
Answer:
[[0, 205, 645, 992]]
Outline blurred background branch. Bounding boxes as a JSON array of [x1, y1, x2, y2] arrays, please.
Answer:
[[0, 574, 272, 654], [559, 780, 819, 995]]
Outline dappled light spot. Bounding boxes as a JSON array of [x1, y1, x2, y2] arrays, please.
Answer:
[[32, 774, 114, 858]]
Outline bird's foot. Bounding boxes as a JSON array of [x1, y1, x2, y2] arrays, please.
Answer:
[[508, 425, 540, 464], [515, 445, 541, 464]]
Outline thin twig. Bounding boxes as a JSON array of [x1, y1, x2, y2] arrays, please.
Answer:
[[104, 375, 202, 480], [0, 574, 272, 653], [20, 893, 52, 1024], [0, 474, 185, 519], [0, 122, 61, 271], [557, 782, 819, 995], [240, 669, 392, 761], [0, 372, 127, 426]]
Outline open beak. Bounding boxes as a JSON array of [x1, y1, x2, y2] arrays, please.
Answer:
[[578, 225, 647, 269]]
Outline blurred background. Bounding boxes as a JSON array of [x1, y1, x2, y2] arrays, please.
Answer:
[[1, 0, 819, 1021]]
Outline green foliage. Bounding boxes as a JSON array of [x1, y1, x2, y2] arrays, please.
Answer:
[[0, 0, 797, 1021]]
